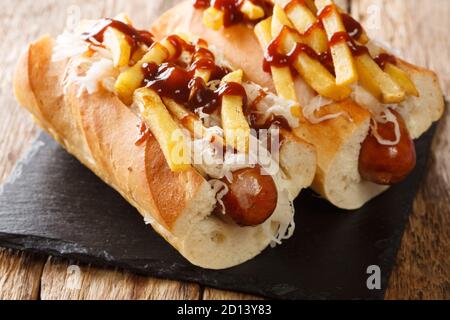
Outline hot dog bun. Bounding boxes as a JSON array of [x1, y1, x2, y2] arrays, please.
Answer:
[[14, 35, 314, 269], [152, 1, 444, 209]]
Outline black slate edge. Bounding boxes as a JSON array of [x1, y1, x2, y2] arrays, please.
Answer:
[[0, 105, 442, 300]]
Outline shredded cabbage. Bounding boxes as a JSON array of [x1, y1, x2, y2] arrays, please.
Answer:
[[303, 95, 347, 124], [208, 179, 229, 215], [243, 83, 300, 128]]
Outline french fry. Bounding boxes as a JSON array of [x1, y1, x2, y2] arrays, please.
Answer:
[[220, 70, 250, 153], [304, 0, 318, 13], [255, 17, 298, 102], [134, 88, 191, 172], [355, 54, 406, 104], [384, 63, 419, 97], [282, 0, 316, 32], [194, 69, 211, 83], [329, 41, 358, 86], [203, 7, 224, 31], [163, 98, 207, 139], [279, 26, 352, 100], [115, 15, 147, 64], [193, 41, 212, 83], [103, 28, 132, 68], [315, 0, 358, 86], [357, 32, 370, 45], [164, 98, 227, 147], [333, 6, 369, 44], [222, 70, 244, 85], [102, 14, 134, 68], [275, 0, 317, 13], [240, 0, 265, 20], [293, 51, 351, 101], [272, 4, 294, 35], [270, 63, 299, 102], [130, 46, 147, 64], [115, 38, 177, 105], [281, 0, 328, 52]]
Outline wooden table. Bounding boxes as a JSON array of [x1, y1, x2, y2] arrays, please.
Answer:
[[0, 0, 448, 300]]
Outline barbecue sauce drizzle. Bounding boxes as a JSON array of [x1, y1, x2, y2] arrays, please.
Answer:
[[135, 121, 152, 145], [83, 20, 292, 130], [263, 3, 370, 76], [374, 53, 397, 69], [141, 35, 249, 116], [81, 18, 154, 53], [263, 26, 335, 74], [193, 0, 273, 27]]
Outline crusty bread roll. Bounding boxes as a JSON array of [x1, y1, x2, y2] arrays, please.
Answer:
[[14, 33, 317, 269], [152, 1, 444, 209]]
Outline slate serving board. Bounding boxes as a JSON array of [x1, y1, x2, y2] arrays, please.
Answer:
[[0, 123, 438, 299]]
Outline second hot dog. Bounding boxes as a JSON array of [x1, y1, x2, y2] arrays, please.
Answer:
[[359, 110, 416, 185]]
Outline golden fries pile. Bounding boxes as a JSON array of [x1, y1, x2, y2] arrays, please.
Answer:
[[93, 16, 251, 172], [254, 0, 418, 105]]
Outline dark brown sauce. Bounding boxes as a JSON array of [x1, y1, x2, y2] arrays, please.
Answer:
[[141, 61, 245, 115], [329, 31, 369, 56], [317, 3, 334, 20], [285, 0, 305, 13], [249, 89, 268, 111], [374, 53, 397, 69], [193, 0, 273, 27], [341, 13, 364, 40], [135, 121, 152, 145], [81, 18, 154, 52], [260, 3, 374, 83], [316, 5, 369, 57], [263, 26, 335, 74], [249, 113, 292, 131], [304, 20, 325, 36], [142, 36, 249, 114], [165, 35, 192, 59], [217, 0, 245, 27], [246, 89, 291, 131], [193, 0, 211, 9]]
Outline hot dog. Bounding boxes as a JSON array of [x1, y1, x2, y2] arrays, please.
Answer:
[[152, 0, 444, 209], [14, 14, 317, 269], [359, 111, 416, 185]]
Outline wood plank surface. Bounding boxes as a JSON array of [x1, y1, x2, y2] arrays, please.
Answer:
[[203, 288, 264, 300], [0, 0, 448, 300], [351, 0, 450, 300], [40, 257, 200, 300], [0, 249, 44, 300]]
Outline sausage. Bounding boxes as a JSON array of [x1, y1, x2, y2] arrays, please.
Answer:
[[359, 110, 416, 185], [220, 166, 278, 226]]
